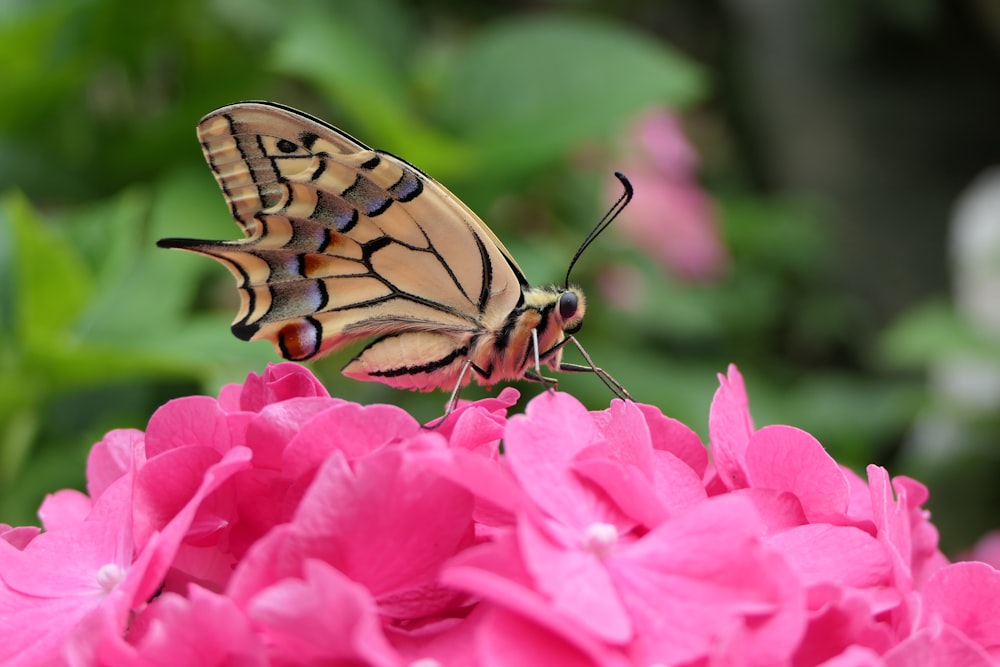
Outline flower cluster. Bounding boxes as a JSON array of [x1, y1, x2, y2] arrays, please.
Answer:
[[2, 363, 999, 666]]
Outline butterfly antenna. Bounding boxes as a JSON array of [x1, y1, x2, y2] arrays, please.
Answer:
[[564, 172, 633, 288]]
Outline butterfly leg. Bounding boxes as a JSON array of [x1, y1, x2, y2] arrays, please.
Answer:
[[555, 336, 632, 401], [529, 329, 560, 393], [423, 358, 475, 430], [523, 367, 560, 390]]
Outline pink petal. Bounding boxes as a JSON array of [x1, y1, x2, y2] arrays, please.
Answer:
[[868, 466, 915, 592], [230, 399, 373, 555], [572, 450, 706, 527], [282, 402, 421, 477], [433, 387, 519, 457], [842, 465, 877, 532], [388, 604, 485, 667], [243, 396, 340, 470], [0, 477, 134, 598], [894, 475, 946, 586], [650, 450, 709, 515], [230, 441, 474, 620], [37, 489, 91, 532], [0, 525, 39, 550], [298, 441, 474, 600], [885, 618, 997, 667], [132, 446, 234, 552], [127, 586, 268, 666], [86, 428, 142, 499], [442, 529, 546, 618], [817, 645, 886, 667], [613, 111, 728, 281], [517, 516, 631, 643], [237, 362, 330, 412], [216, 380, 244, 413], [709, 364, 754, 490], [0, 467, 173, 665], [431, 449, 528, 529], [478, 608, 629, 667], [591, 399, 655, 474], [794, 590, 895, 666], [145, 396, 231, 458], [504, 392, 625, 531], [129, 446, 252, 598], [0, 578, 106, 667], [766, 523, 892, 589], [921, 561, 1000, 650], [636, 402, 708, 477], [443, 534, 632, 666], [226, 467, 299, 562], [737, 488, 808, 533], [610, 494, 805, 666], [572, 455, 668, 527], [573, 400, 708, 527], [746, 425, 849, 520], [248, 559, 401, 667]]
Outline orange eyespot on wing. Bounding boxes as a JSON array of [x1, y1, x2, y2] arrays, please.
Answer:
[[275, 318, 322, 362]]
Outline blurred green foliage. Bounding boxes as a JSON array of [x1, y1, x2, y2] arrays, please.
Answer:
[[2, 0, 997, 551]]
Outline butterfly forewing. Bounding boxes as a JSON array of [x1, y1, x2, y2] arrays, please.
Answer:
[[172, 102, 527, 371]]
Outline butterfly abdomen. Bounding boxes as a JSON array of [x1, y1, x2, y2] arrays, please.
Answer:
[[343, 331, 474, 391]]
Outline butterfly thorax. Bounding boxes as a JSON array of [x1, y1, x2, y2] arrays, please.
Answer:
[[468, 284, 586, 385]]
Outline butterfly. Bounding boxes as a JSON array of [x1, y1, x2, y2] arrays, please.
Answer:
[[158, 101, 630, 413]]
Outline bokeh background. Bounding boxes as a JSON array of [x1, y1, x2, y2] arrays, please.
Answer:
[[2, 0, 1000, 554]]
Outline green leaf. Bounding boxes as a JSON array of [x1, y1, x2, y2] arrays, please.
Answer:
[[436, 15, 709, 173], [3, 191, 94, 346], [267, 0, 471, 176], [0, 382, 40, 488], [78, 167, 236, 340], [881, 300, 1000, 367], [719, 195, 830, 273], [0, 2, 90, 129]]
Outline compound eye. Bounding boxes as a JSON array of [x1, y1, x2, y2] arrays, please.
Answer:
[[558, 292, 579, 321]]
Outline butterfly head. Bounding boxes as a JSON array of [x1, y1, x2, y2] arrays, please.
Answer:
[[557, 287, 586, 335], [524, 285, 586, 338]]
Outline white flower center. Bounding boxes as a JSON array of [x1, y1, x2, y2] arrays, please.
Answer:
[[410, 659, 443, 667], [96, 563, 126, 593], [582, 522, 618, 559]]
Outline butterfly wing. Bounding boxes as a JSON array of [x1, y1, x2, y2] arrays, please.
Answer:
[[159, 102, 527, 388]]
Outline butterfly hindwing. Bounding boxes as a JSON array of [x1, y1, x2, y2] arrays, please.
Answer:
[[167, 102, 528, 369]]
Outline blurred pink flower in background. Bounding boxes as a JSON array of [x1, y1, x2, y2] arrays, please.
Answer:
[[967, 531, 1000, 570], [2, 362, 999, 666], [610, 108, 728, 282]]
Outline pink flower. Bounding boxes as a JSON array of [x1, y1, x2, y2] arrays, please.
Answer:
[[607, 109, 729, 282], [0, 434, 250, 666], [125, 586, 268, 666], [966, 530, 1000, 569], [1, 361, 996, 666]]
